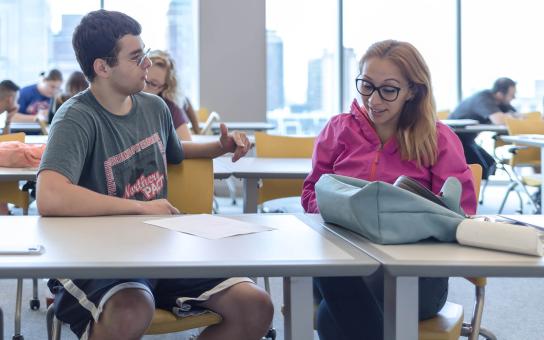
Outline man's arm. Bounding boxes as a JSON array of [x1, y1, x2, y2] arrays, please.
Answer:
[[488, 112, 516, 125], [10, 110, 48, 123], [37, 170, 179, 216], [181, 123, 250, 161]]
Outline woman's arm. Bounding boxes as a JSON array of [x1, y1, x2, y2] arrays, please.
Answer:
[[184, 99, 201, 134], [301, 120, 341, 213], [431, 124, 477, 215]]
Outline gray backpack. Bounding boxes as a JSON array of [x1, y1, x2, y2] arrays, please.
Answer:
[[315, 174, 466, 244]]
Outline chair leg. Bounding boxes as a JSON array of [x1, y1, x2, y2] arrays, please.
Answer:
[[498, 182, 517, 213], [1, 306, 4, 340], [13, 279, 23, 340], [30, 279, 40, 310], [46, 304, 61, 340], [479, 179, 488, 204], [478, 327, 497, 340]]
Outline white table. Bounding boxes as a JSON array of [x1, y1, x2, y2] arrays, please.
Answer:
[[0, 213, 379, 340], [0, 158, 234, 183], [501, 134, 544, 212], [304, 214, 544, 340], [221, 157, 312, 213], [452, 124, 508, 134], [200, 121, 276, 133]]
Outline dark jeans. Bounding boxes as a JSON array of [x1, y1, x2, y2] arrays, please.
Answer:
[[314, 270, 448, 340], [458, 134, 496, 180]]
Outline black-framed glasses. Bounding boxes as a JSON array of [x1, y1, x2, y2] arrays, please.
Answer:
[[355, 79, 402, 102]]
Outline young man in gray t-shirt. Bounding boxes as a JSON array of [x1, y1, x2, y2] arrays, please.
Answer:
[[37, 10, 272, 340]]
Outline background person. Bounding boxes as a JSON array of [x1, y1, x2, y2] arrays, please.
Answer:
[[0, 79, 20, 215], [448, 77, 517, 180], [50, 70, 89, 122], [12, 69, 63, 123], [144, 50, 200, 140]]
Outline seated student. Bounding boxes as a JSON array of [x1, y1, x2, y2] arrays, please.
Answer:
[[144, 50, 198, 140], [448, 77, 517, 180], [49, 70, 89, 122], [37, 10, 273, 340], [0, 79, 20, 215], [301, 40, 476, 340], [12, 69, 63, 123]]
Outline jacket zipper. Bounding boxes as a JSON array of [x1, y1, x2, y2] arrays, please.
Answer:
[[369, 144, 383, 181]]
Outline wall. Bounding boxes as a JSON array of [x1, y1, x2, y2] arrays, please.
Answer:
[[198, 0, 266, 122]]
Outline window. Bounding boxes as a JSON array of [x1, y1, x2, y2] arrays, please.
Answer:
[[343, 0, 457, 112], [0, 0, 99, 87], [104, 0, 198, 104], [461, 0, 544, 113], [266, 0, 339, 135]]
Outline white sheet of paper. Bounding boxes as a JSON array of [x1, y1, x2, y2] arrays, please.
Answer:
[[144, 214, 276, 239]]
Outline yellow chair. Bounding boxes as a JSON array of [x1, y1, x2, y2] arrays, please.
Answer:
[[47, 159, 221, 339], [498, 117, 544, 213], [437, 110, 450, 120], [419, 163, 495, 340], [167, 159, 214, 214], [0, 132, 31, 215], [197, 107, 210, 123], [254, 132, 315, 207], [520, 111, 541, 121]]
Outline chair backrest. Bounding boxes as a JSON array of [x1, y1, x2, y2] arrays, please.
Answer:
[[468, 163, 482, 200], [254, 132, 315, 158], [0, 132, 25, 143], [254, 132, 315, 203], [200, 111, 221, 136], [520, 111, 542, 121], [197, 107, 210, 123], [167, 159, 214, 214], [437, 110, 450, 120], [504, 117, 544, 167]]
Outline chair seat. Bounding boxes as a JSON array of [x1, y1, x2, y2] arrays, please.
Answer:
[[522, 174, 542, 187], [418, 301, 463, 340], [145, 308, 222, 335]]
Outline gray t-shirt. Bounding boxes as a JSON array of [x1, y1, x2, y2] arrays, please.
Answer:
[[449, 90, 515, 124], [39, 89, 183, 201]]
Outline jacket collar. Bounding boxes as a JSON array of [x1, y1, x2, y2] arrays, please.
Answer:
[[350, 99, 398, 154]]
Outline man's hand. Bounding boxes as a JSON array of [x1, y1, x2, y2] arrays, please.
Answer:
[[218, 123, 251, 162], [139, 199, 180, 215], [5, 103, 18, 123]]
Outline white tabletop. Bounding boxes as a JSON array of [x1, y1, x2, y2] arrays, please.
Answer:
[[501, 134, 544, 147], [453, 124, 508, 134], [229, 157, 311, 179], [0, 214, 378, 279], [441, 119, 479, 127], [306, 214, 544, 340], [0, 158, 235, 182], [205, 122, 276, 132]]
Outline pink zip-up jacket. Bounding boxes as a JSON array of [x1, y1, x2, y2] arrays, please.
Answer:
[[302, 100, 477, 215]]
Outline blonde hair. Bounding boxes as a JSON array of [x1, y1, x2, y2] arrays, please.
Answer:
[[360, 40, 437, 167], [148, 50, 179, 104]]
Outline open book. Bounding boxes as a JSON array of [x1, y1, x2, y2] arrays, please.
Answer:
[[394, 176, 544, 256]]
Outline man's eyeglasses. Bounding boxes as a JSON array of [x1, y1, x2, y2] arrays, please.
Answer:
[[355, 79, 402, 102], [133, 48, 151, 66], [102, 47, 151, 67]]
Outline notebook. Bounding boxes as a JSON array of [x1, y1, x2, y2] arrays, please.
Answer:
[[393, 176, 543, 256]]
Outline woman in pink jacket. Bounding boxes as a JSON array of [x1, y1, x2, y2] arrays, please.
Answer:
[[303, 40, 476, 340]]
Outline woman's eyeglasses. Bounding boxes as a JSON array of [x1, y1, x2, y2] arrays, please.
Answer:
[[355, 79, 401, 102], [145, 79, 165, 90]]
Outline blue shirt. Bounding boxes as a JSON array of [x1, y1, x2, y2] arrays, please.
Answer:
[[18, 84, 51, 116]]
